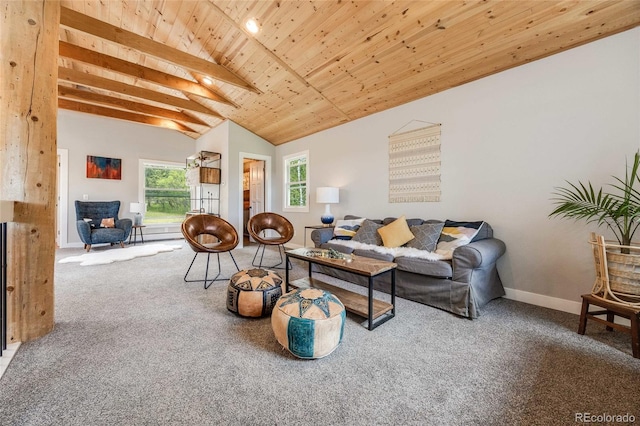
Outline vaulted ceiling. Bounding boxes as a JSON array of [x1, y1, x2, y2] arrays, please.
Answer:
[[58, 1, 640, 145]]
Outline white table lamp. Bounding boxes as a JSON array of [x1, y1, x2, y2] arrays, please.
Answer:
[[130, 202, 143, 226], [316, 187, 339, 225]]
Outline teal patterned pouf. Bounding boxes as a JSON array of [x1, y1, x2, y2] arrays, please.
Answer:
[[271, 288, 345, 359]]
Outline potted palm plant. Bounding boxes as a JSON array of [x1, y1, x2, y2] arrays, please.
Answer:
[[549, 151, 640, 305], [549, 151, 640, 251]]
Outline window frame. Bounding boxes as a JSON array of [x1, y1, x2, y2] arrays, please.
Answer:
[[282, 150, 309, 213], [138, 159, 192, 226]]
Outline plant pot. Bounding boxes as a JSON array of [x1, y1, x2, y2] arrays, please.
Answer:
[[591, 234, 640, 307]]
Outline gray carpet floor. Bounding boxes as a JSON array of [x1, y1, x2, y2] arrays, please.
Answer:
[[0, 241, 638, 425]]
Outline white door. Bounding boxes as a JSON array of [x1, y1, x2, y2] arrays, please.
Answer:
[[56, 149, 68, 248], [249, 160, 265, 217], [249, 160, 265, 241], [56, 153, 60, 248]]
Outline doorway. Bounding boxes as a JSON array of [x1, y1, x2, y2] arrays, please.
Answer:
[[56, 149, 69, 248], [238, 153, 271, 249]]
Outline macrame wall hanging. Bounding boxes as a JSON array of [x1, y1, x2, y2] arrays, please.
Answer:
[[388, 121, 441, 203]]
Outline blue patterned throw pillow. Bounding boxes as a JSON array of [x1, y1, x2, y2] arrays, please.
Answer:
[[332, 218, 366, 240]]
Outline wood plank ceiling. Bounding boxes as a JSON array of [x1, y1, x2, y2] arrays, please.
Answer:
[[58, 0, 640, 146]]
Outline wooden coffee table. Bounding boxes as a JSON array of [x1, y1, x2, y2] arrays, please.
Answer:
[[285, 248, 397, 330]]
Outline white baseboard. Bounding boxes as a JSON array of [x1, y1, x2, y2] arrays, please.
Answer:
[[0, 342, 21, 380], [504, 288, 583, 315], [64, 242, 85, 249], [504, 288, 631, 326], [141, 233, 184, 242], [62, 234, 184, 249]]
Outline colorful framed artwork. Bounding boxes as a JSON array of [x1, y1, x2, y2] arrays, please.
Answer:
[[86, 155, 122, 180]]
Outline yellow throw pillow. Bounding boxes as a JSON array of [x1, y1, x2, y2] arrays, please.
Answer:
[[100, 217, 115, 228], [377, 216, 415, 248]]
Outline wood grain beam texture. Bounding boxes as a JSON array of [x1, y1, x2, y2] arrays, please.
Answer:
[[59, 41, 237, 107], [58, 66, 223, 118], [59, 6, 259, 93], [57, 86, 210, 126], [0, 0, 58, 342], [58, 98, 197, 134]]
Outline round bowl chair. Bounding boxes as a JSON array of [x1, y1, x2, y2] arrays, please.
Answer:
[[247, 212, 294, 269], [181, 214, 240, 289]]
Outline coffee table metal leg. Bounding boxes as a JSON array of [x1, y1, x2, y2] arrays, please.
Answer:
[[368, 276, 374, 330], [391, 269, 396, 315], [285, 253, 290, 292], [367, 270, 396, 330]]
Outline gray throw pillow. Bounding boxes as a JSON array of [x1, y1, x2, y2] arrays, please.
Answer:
[[405, 222, 445, 252], [352, 219, 383, 246]]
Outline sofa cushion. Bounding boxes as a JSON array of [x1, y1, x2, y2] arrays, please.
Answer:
[[406, 222, 445, 252], [320, 242, 355, 254], [382, 217, 424, 227], [91, 227, 125, 243], [395, 256, 453, 278], [345, 215, 383, 225], [332, 218, 365, 240], [352, 219, 383, 246], [378, 216, 414, 248], [471, 222, 492, 241], [353, 249, 394, 262], [436, 220, 484, 256]]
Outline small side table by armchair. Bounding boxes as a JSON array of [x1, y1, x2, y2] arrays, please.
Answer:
[[129, 225, 145, 245]]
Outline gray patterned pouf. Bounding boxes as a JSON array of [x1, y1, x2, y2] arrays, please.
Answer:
[[227, 269, 284, 318]]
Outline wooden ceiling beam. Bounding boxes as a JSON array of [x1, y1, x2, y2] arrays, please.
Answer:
[[58, 98, 197, 134], [58, 66, 223, 118], [57, 85, 210, 126], [59, 6, 259, 93], [59, 41, 237, 107]]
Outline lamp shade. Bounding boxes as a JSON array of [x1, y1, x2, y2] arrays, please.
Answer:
[[316, 187, 339, 204], [129, 202, 142, 213], [130, 202, 144, 226]]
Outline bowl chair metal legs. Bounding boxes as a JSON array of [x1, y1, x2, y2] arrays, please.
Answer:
[[181, 215, 241, 290], [184, 251, 240, 289], [251, 243, 292, 270], [247, 213, 294, 270]]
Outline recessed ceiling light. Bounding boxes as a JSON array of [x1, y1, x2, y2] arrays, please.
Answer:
[[245, 18, 259, 34], [202, 77, 213, 85]]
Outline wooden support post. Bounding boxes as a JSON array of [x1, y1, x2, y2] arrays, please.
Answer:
[[0, 0, 59, 342]]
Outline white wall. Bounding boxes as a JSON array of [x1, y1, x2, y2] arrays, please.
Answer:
[[58, 110, 196, 246], [196, 121, 275, 245], [275, 28, 640, 308]]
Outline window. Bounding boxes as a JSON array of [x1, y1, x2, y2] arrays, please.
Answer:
[[141, 160, 190, 224], [283, 151, 309, 212]]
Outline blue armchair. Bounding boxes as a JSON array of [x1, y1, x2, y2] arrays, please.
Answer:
[[75, 201, 133, 251]]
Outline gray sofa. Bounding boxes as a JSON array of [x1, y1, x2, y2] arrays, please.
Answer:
[[311, 215, 506, 319]]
